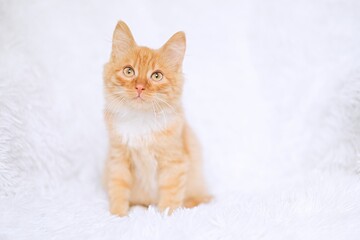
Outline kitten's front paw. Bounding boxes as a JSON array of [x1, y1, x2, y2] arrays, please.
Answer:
[[184, 194, 213, 208], [157, 202, 181, 215], [110, 201, 129, 217]]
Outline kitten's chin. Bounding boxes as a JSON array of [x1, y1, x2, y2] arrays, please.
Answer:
[[127, 98, 152, 110]]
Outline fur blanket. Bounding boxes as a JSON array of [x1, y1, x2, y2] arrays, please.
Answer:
[[1, 0, 360, 239]]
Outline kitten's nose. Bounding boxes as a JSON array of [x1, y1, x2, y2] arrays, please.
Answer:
[[135, 84, 145, 96]]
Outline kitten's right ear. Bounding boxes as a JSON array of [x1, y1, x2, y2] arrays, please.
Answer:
[[111, 21, 136, 59], [160, 31, 186, 70]]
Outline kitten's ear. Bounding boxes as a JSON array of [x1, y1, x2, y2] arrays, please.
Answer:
[[111, 21, 136, 59], [160, 31, 186, 70]]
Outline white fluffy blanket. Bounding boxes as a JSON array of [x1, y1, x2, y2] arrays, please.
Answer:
[[1, 0, 360, 239]]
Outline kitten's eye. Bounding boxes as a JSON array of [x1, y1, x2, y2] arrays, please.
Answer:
[[123, 67, 135, 77], [151, 72, 163, 81]]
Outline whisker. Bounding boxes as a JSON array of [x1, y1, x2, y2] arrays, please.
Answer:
[[153, 100, 167, 126], [151, 101, 157, 118], [104, 95, 126, 119], [152, 96, 178, 115]]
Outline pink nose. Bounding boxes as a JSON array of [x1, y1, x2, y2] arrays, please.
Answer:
[[135, 84, 145, 96]]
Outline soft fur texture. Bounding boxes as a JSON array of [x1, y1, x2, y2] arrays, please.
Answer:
[[1, 0, 360, 239], [104, 21, 210, 216]]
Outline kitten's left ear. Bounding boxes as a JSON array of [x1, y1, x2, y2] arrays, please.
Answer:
[[160, 31, 186, 70], [111, 21, 136, 59]]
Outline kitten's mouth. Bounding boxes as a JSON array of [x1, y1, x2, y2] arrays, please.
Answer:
[[133, 96, 145, 102]]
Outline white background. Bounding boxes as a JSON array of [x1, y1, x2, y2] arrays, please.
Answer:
[[1, 0, 360, 239]]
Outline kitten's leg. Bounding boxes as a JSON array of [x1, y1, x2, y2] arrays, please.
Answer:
[[183, 125, 212, 207], [184, 158, 212, 208], [157, 157, 187, 214], [106, 145, 132, 217]]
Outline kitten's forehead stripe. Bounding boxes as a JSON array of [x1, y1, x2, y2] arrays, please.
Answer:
[[133, 48, 157, 80]]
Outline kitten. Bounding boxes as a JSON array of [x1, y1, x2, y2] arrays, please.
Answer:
[[103, 21, 211, 216]]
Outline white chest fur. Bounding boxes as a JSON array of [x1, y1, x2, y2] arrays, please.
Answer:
[[114, 106, 174, 147], [113, 106, 176, 204]]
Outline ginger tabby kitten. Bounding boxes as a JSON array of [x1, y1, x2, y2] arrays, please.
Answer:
[[103, 21, 211, 216]]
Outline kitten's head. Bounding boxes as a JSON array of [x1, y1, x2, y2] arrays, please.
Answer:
[[104, 21, 186, 112]]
